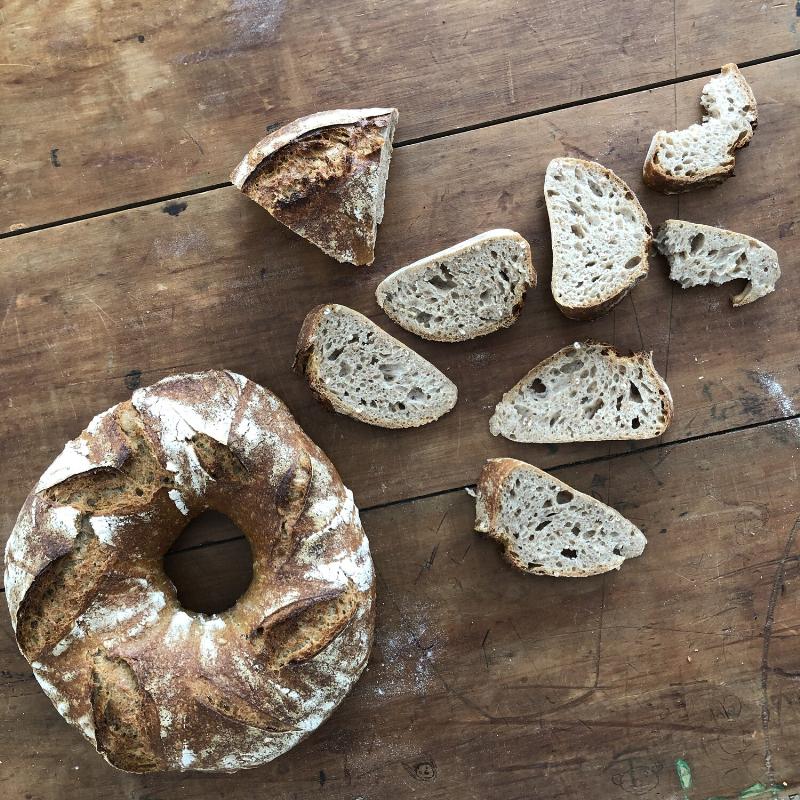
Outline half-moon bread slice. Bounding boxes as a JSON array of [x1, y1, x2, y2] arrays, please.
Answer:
[[375, 229, 535, 342], [545, 158, 651, 320], [475, 458, 647, 577], [232, 108, 398, 266], [489, 341, 672, 443], [294, 304, 457, 428], [654, 219, 779, 306]]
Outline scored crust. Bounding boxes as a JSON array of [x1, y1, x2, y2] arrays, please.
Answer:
[[545, 158, 652, 321], [231, 108, 399, 266], [4, 371, 375, 773]]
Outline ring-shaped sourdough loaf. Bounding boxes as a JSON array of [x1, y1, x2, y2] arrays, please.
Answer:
[[4, 371, 375, 773]]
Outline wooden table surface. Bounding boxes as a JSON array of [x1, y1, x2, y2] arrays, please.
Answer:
[[1, 2, 799, 798]]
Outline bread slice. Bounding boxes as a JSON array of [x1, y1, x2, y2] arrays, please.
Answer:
[[231, 108, 399, 266], [475, 458, 647, 577], [545, 158, 651, 320], [294, 304, 457, 428], [654, 219, 780, 306], [490, 341, 672, 443], [375, 230, 535, 342], [644, 64, 757, 194]]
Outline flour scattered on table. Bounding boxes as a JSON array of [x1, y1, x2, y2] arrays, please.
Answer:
[[368, 598, 444, 698]]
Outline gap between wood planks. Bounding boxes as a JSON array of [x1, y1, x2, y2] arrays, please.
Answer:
[[0, 408, 797, 591], [1, 47, 798, 242]]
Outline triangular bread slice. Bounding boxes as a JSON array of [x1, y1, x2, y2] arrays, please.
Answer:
[[294, 304, 457, 428], [375, 229, 535, 342], [232, 108, 399, 266], [545, 158, 651, 320], [644, 64, 757, 194], [654, 219, 780, 306], [475, 458, 647, 577], [490, 341, 672, 442]]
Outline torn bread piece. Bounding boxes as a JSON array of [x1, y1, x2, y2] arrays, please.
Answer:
[[294, 304, 457, 428], [490, 341, 672, 443], [375, 229, 535, 342], [475, 458, 647, 577], [545, 158, 651, 320], [232, 108, 399, 266], [644, 64, 757, 193], [654, 220, 780, 306]]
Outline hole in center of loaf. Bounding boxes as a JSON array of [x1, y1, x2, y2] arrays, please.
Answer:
[[162, 511, 253, 614]]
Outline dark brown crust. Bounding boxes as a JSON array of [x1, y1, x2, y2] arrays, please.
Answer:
[[5, 370, 375, 773], [232, 109, 398, 266]]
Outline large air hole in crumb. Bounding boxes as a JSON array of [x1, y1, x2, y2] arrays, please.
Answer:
[[163, 512, 253, 614], [531, 378, 546, 394], [629, 382, 643, 403], [556, 490, 573, 504], [690, 233, 705, 254], [560, 548, 578, 559]]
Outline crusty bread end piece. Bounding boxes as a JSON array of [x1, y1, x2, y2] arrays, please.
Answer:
[[655, 219, 780, 306], [232, 108, 398, 266], [475, 458, 647, 577], [545, 158, 651, 321], [375, 229, 536, 342], [490, 341, 673, 443], [644, 64, 757, 194], [294, 304, 457, 428]]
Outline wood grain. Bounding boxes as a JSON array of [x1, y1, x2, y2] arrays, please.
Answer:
[[1, 0, 798, 231], [2, 419, 799, 798], [1, 59, 796, 566]]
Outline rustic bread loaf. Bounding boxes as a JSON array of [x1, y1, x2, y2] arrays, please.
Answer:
[[654, 219, 780, 306], [490, 341, 672, 443], [475, 458, 647, 577], [294, 304, 458, 428], [545, 158, 651, 320], [4, 371, 375, 773], [375, 229, 535, 341], [231, 108, 399, 265], [644, 64, 757, 193]]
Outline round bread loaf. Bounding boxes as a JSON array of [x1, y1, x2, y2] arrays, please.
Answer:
[[4, 371, 375, 773]]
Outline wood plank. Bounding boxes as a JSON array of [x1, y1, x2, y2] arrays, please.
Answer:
[[1, 59, 796, 560], [1, 0, 798, 231], [2, 419, 800, 798]]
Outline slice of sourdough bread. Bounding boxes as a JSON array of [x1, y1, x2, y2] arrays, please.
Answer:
[[475, 458, 647, 577], [232, 108, 398, 266], [375, 230, 535, 342], [654, 219, 780, 306], [644, 64, 757, 193], [489, 341, 672, 443], [545, 158, 651, 320], [294, 304, 457, 428]]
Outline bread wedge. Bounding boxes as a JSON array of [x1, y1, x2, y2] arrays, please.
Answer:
[[490, 341, 672, 443], [294, 304, 457, 428], [375, 230, 535, 342], [545, 158, 651, 320], [232, 108, 399, 265], [654, 219, 780, 306], [644, 64, 757, 193], [475, 458, 647, 577]]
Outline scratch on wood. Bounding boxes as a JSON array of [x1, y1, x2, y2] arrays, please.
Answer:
[[481, 628, 491, 669], [759, 512, 800, 784]]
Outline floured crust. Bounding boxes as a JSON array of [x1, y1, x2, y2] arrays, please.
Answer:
[[231, 108, 399, 266], [4, 371, 375, 773]]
